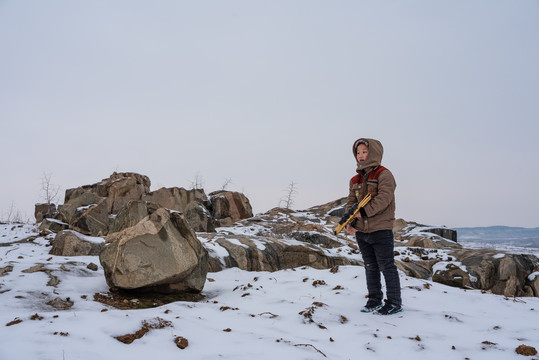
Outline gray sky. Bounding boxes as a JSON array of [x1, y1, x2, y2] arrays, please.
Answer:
[[1, 1, 538, 228]]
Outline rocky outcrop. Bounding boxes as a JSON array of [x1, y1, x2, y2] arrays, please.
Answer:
[[35, 203, 58, 223], [68, 198, 110, 237], [63, 172, 150, 216], [447, 249, 538, 297], [39, 218, 69, 233], [100, 203, 209, 294], [142, 187, 207, 212], [405, 236, 461, 250], [208, 191, 253, 227], [49, 230, 105, 256], [184, 202, 215, 232], [202, 233, 361, 272], [422, 227, 458, 242], [432, 263, 472, 288]]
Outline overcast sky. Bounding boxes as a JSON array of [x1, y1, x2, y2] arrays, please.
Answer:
[[1, 1, 538, 228]]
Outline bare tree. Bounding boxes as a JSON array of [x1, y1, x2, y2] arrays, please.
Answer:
[[3, 201, 27, 224], [279, 181, 298, 210], [190, 172, 205, 190], [221, 177, 233, 191], [41, 172, 60, 205], [4, 201, 15, 223]]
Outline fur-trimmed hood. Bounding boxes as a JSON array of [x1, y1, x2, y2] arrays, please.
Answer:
[[352, 138, 384, 173]]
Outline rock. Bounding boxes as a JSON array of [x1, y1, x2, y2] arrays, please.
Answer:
[[49, 230, 105, 256], [142, 187, 207, 212], [38, 218, 69, 233], [68, 198, 110, 236], [35, 203, 57, 223], [393, 218, 408, 234], [104, 172, 151, 214], [208, 191, 253, 227], [406, 235, 461, 250], [305, 197, 348, 218], [530, 270, 539, 297], [100, 205, 209, 294], [203, 234, 361, 272], [290, 231, 343, 248], [61, 172, 151, 229], [87, 263, 99, 271], [184, 201, 215, 232], [60, 191, 106, 224], [46, 297, 74, 310], [449, 249, 538, 297], [396, 260, 432, 279], [421, 227, 458, 242], [432, 263, 471, 288], [108, 200, 160, 235]]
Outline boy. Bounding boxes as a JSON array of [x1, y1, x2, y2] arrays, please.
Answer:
[[345, 138, 402, 315]]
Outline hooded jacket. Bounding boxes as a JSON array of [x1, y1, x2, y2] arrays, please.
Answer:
[[345, 138, 396, 233]]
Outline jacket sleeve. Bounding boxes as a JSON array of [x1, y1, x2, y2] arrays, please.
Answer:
[[363, 170, 396, 217], [345, 178, 357, 212]]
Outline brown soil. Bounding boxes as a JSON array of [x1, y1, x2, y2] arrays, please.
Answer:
[[515, 345, 538, 356], [6, 318, 22, 326], [174, 336, 189, 349], [115, 317, 172, 344], [93, 290, 204, 310]]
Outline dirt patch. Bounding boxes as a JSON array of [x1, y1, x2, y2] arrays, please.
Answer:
[[0, 266, 13, 277], [30, 313, 44, 320], [21, 263, 61, 288], [6, 318, 22, 326], [115, 317, 172, 344], [174, 336, 189, 349], [93, 291, 204, 310], [515, 344, 537, 356], [312, 280, 327, 287]]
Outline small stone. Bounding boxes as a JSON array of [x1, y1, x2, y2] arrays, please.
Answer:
[[174, 336, 189, 349], [87, 263, 99, 271]]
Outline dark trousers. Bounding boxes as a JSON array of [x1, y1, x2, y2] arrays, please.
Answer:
[[356, 230, 402, 306]]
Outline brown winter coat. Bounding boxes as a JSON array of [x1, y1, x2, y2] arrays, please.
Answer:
[[345, 138, 396, 233]]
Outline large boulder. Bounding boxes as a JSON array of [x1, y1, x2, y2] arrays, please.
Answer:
[[38, 218, 69, 233], [105, 172, 151, 214], [208, 191, 253, 227], [63, 172, 150, 216], [68, 198, 110, 237], [443, 249, 538, 297], [142, 187, 207, 212], [59, 191, 106, 225], [184, 201, 215, 232], [108, 200, 158, 235], [58, 172, 151, 236], [432, 262, 471, 288], [100, 204, 208, 294], [35, 203, 57, 223], [49, 230, 105, 256]]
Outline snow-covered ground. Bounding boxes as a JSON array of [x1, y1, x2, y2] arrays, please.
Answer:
[[1, 224, 538, 360]]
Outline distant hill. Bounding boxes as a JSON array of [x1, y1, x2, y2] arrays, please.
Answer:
[[455, 226, 539, 248]]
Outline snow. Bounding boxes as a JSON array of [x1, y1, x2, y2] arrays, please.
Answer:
[[227, 238, 250, 249], [63, 230, 105, 244], [44, 218, 69, 225], [77, 204, 97, 212], [529, 272, 539, 282], [1, 224, 538, 360]]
